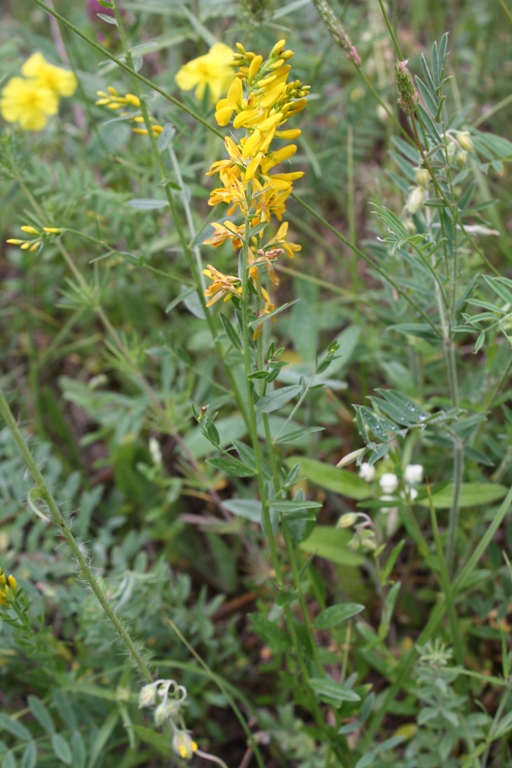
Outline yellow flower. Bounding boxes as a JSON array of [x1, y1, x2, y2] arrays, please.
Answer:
[[204, 221, 245, 250], [22, 53, 77, 97], [175, 43, 234, 103], [0, 570, 17, 607], [0, 77, 58, 130], [172, 730, 198, 760], [202, 265, 242, 306]]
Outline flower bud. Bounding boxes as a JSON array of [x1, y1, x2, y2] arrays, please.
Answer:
[[337, 513, 357, 528], [455, 149, 467, 168], [457, 131, 474, 152], [406, 186, 426, 214], [415, 168, 431, 187], [138, 684, 157, 708]]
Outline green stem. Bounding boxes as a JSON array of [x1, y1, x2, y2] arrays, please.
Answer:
[[0, 385, 153, 683], [427, 492, 465, 670], [377, 0, 404, 59]]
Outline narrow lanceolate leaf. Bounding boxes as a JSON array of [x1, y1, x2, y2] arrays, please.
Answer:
[[255, 385, 301, 414], [207, 457, 255, 477], [270, 499, 322, 519], [125, 198, 169, 210], [314, 603, 365, 630], [220, 313, 243, 352], [309, 678, 360, 703]]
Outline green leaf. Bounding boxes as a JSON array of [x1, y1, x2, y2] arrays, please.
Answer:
[[300, 526, 365, 567], [51, 734, 72, 765], [416, 76, 439, 116], [128, 726, 172, 754], [21, 744, 36, 768], [126, 198, 168, 210], [220, 313, 242, 352], [2, 753, 16, 768], [255, 385, 301, 414], [286, 457, 371, 500], [28, 697, 54, 734], [86, 711, 118, 768], [157, 123, 176, 152], [275, 426, 324, 445], [314, 604, 365, 630], [417, 483, 507, 509], [222, 499, 261, 522], [71, 733, 87, 768], [207, 457, 255, 477], [484, 276, 512, 305], [249, 615, 292, 652], [291, 300, 318, 362], [0, 714, 31, 742], [270, 499, 322, 520], [309, 678, 360, 703], [96, 12, 118, 24]]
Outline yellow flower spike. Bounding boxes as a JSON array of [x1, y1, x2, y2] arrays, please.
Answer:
[[20, 225, 40, 235], [43, 227, 62, 234], [270, 58, 285, 70], [6, 239, 24, 245], [132, 128, 149, 135], [248, 55, 263, 82], [7, 576, 17, 592], [29, 241, 41, 252], [107, 86, 118, 95], [20, 243, 31, 250]]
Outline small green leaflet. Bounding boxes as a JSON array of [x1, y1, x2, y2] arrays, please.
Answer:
[[309, 678, 360, 703], [314, 603, 365, 630]]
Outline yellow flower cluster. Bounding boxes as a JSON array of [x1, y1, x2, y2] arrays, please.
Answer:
[[0, 53, 77, 131], [0, 569, 17, 607], [6, 224, 61, 253], [95, 86, 163, 136], [202, 40, 308, 327]]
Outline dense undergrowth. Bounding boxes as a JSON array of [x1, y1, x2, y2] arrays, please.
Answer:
[[1, 0, 512, 766]]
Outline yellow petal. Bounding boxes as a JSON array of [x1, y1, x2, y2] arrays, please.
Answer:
[[242, 129, 261, 159]]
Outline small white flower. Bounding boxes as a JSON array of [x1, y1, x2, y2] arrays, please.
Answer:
[[359, 462, 376, 482], [172, 730, 198, 760], [404, 464, 423, 485], [401, 486, 418, 501], [149, 437, 162, 466], [379, 473, 398, 494]]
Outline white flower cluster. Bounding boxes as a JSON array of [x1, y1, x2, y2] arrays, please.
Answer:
[[138, 679, 198, 760], [358, 463, 424, 510]]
